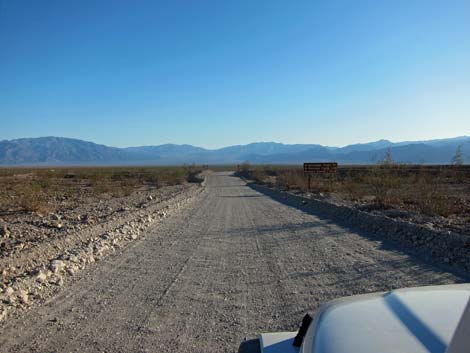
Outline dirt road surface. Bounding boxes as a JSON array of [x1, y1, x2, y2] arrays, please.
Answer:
[[0, 172, 464, 353]]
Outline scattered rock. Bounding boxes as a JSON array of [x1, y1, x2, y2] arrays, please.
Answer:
[[50, 275, 64, 286], [0, 306, 7, 321], [50, 214, 61, 221], [68, 254, 79, 263], [0, 225, 9, 238], [50, 260, 65, 274], [17, 290, 29, 304], [147, 195, 153, 201], [4, 287, 15, 304], [66, 265, 79, 275], [80, 214, 95, 224], [36, 271, 48, 283], [5, 287, 14, 296]]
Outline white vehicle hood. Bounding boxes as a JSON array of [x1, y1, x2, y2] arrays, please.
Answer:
[[301, 283, 470, 353]]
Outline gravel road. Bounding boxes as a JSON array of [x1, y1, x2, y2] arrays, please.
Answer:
[[0, 172, 464, 353]]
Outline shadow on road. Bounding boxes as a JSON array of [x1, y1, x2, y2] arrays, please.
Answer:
[[244, 181, 469, 282], [238, 338, 261, 353]]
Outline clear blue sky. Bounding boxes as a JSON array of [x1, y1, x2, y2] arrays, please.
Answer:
[[1, 0, 469, 148]]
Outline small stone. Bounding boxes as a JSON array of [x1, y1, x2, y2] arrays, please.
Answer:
[[68, 254, 79, 263], [0, 307, 7, 321], [66, 265, 79, 275], [50, 213, 61, 221], [4, 287, 15, 304], [36, 271, 48, 283], [50, 275, 64, 286], [17, 290, 28, 304], [44, 220, 63, 229], [50, 260, 65, 274], [147, 195, 153, 201], [0, 225, 9, 238], [5, 287, 14, 297]]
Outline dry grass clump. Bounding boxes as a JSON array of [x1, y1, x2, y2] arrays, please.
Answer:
[[277, 170, 308, 191], [15, 182, 52, 213]]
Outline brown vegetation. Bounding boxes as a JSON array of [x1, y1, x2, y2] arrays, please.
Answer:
[[239, 164, 470, 219], [0, 166, 200, 215]]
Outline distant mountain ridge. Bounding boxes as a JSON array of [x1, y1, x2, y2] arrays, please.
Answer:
[[0, 136, 469, 165]]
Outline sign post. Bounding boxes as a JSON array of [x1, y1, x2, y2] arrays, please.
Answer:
[[303, 163, 338, 192]]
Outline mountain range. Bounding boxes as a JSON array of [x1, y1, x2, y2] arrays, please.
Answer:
[[0, 136, 469, 165]]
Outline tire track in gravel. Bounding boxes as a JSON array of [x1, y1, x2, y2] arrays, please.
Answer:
[[0, 172, 465, 353], [63, 190, 215, 353]]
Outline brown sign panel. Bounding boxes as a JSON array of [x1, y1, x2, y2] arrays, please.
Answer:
[[303, 162, 338, 174]]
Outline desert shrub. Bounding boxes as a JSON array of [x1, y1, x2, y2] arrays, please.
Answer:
[[251, 169, 268, 184], [90, 180, 113, 195], [144, 174, 160, 188], [0, 189, 8, 211], [0, 166, 201, 216], [277, 170, 307, 191], [113, 178, 138, 196], [361, 167, 402, 205], [451, 144, 464, 165], [410, 175, 461, 217], [337, 176, 362, 199], [239, 162, 251, 174], [266, 165, 466, 218], [15, 182, 51, 213]]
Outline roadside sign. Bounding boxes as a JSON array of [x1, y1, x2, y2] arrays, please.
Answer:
[[303, 162, 337, 191], [303, 162, 338, 174]]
